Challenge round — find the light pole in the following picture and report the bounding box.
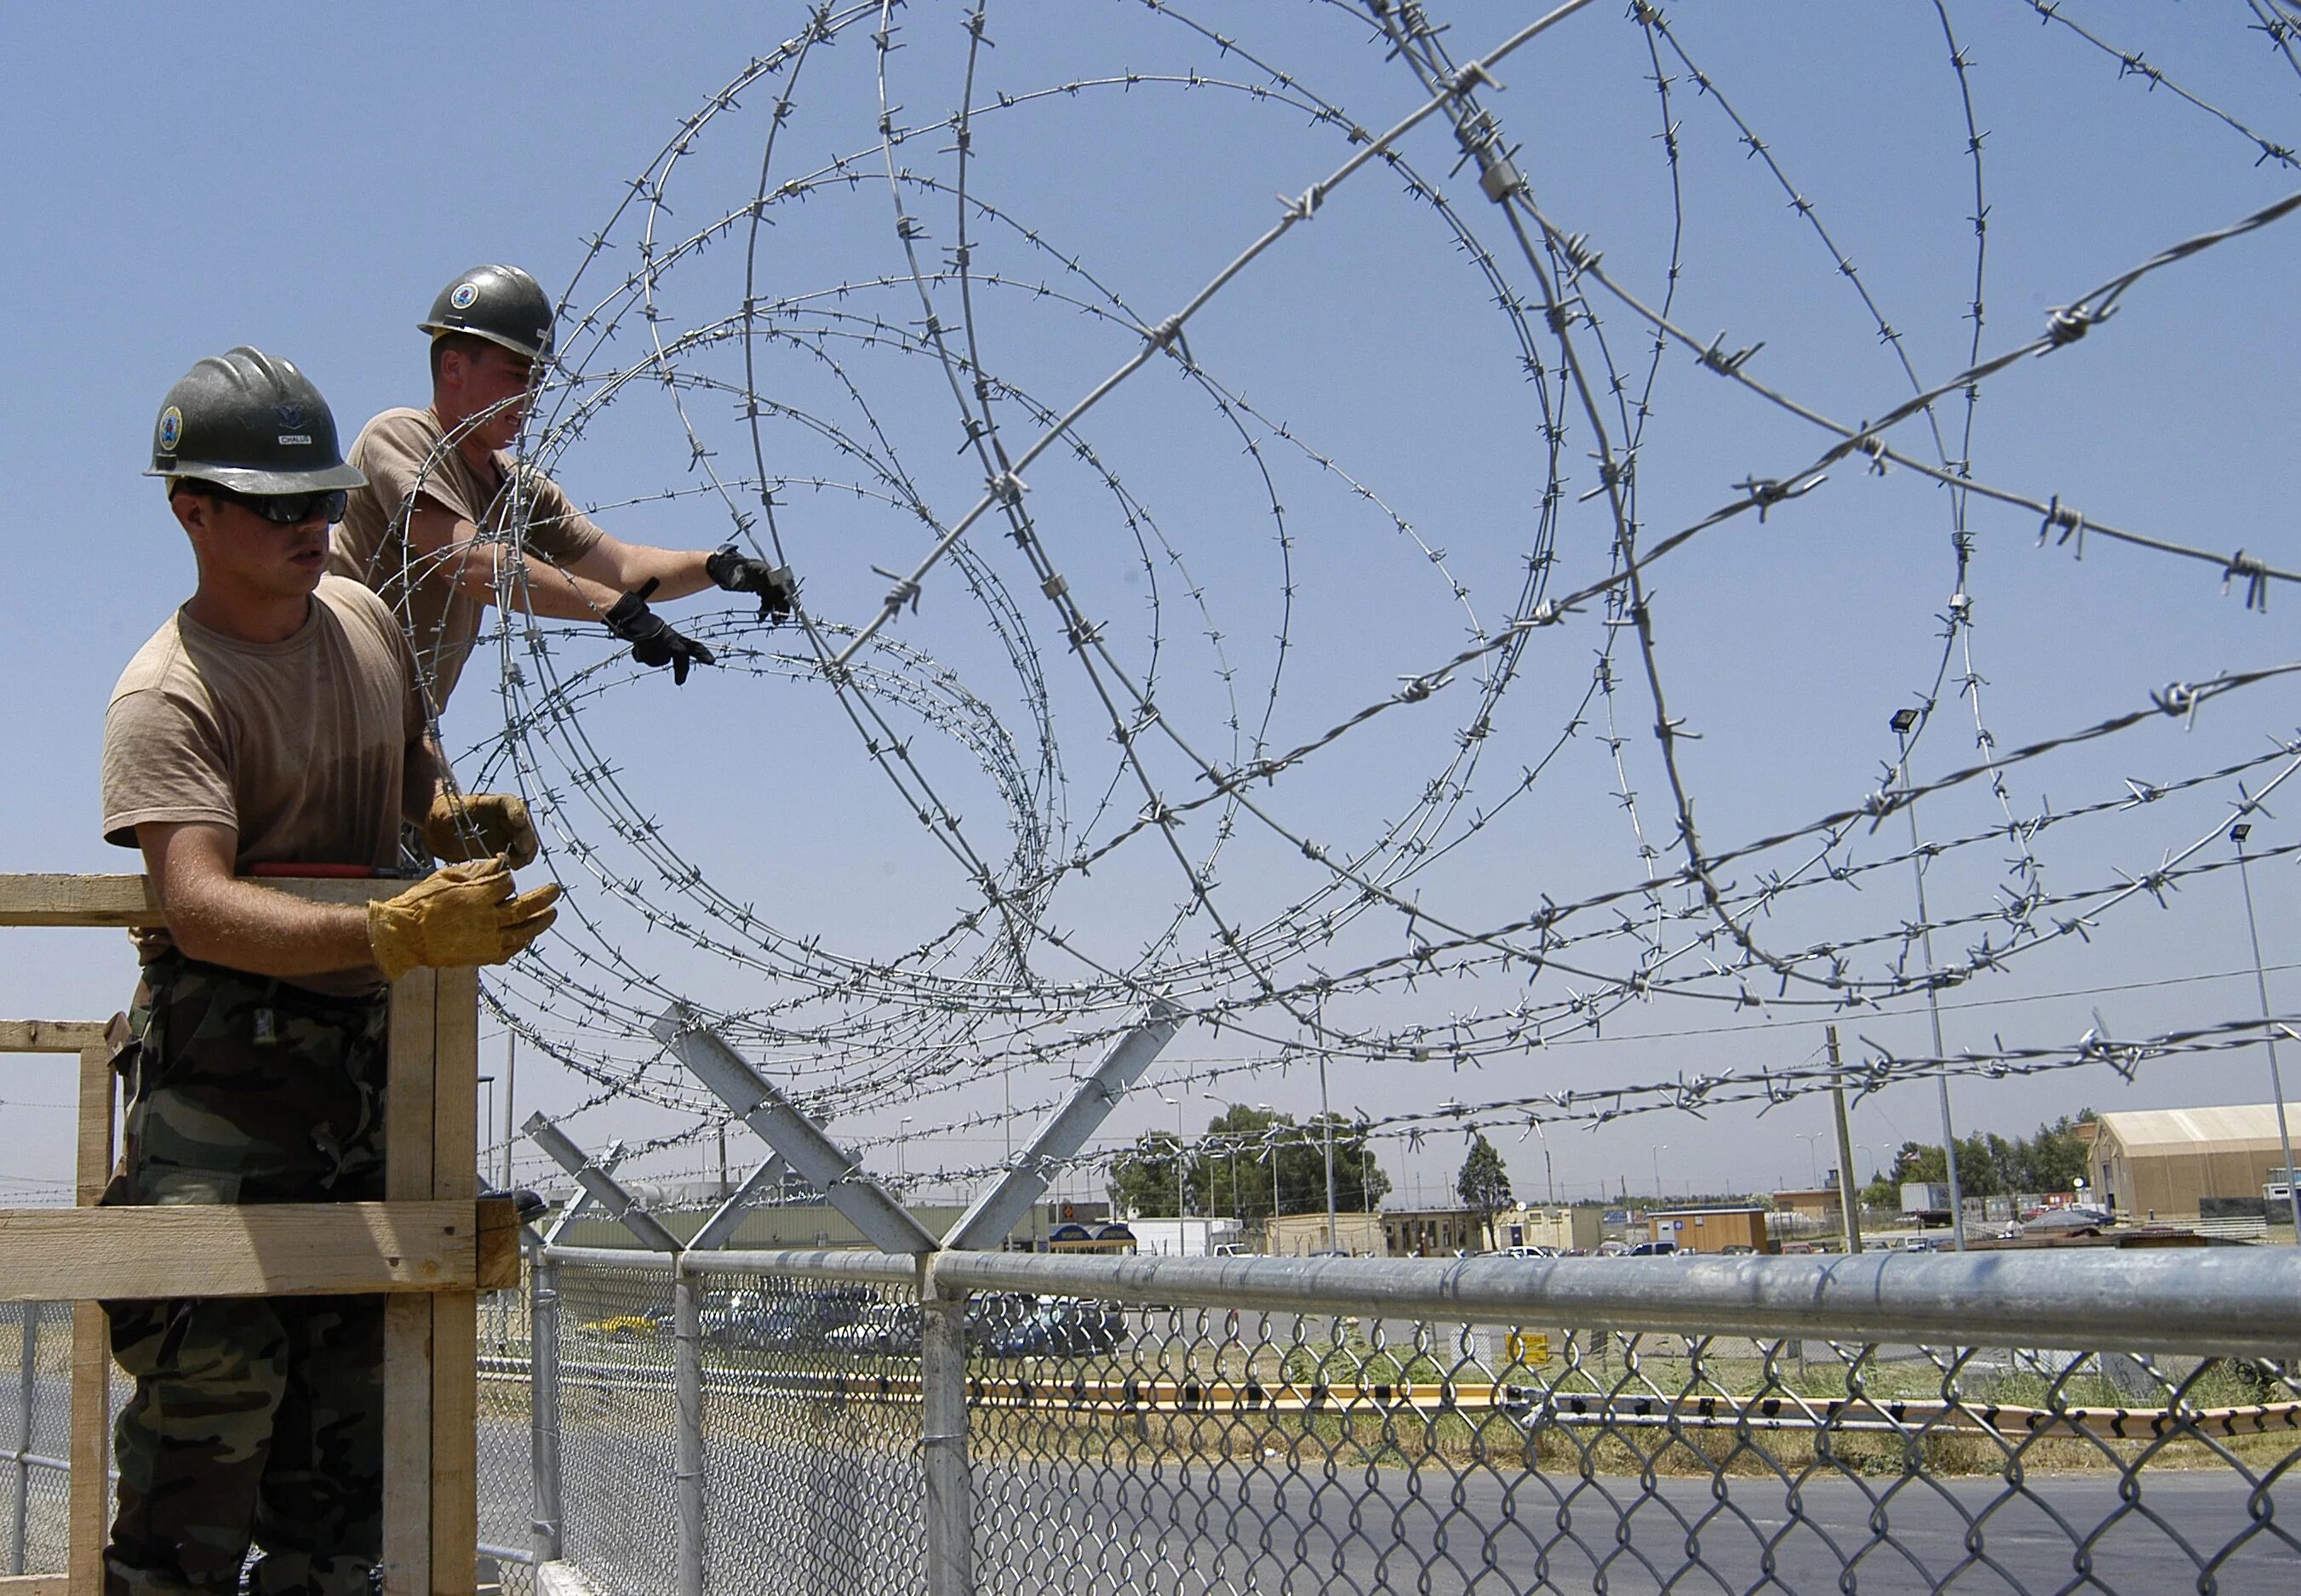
[1798,1131,1826,1188]
[1159,1095,1187,1221]
[1316,1053,1340,1254]
[477,1074,495,1187]
[2232,823,2301,1234]
[1536,1120,1554,1206]
[1893,706,1967,1250]
[1201,1094,1241,1221]
[897,1116,913,1204]
[1269,1126,1285,1228]
[1649,1144,1668,1202]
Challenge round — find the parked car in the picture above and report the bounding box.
[827,1301,924,1356]
[695,1289,770,1347]
[986,1297,1126,1358]
[963,1292,1039,1350]
[1625,1240,1678,1257]
[750,1287,876,1352]
[1502,1245,1558,1259]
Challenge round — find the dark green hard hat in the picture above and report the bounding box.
[418,263,556,362]
[146,346,366,494]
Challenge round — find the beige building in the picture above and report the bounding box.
[1646,1205,1770,1254]
[1493,1204,1606,1252]
[1766,1187,1840,1241]
[1265,1211,1386,1256]
[2091,1103,2301,1220]
[1381,1206,1482,1256]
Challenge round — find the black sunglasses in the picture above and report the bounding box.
[201,483,350,526]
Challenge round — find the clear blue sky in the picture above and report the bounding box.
[3,3,2297,1214]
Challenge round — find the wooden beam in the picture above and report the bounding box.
[0,1020,109,1053]
[0,872,402,930]
[70,1040,115,1596]
[0,1202,487,1302]
[0,1574,73,1595]
[477,1196,521,1292]
[430,968,480,1596]
[382,970,438,1596]
[0,874,161,928]
[75,1043,112,1211]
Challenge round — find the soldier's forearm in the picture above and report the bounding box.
[164,880,377,978]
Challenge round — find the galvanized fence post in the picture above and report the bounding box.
[919,1261,972,1596]
[673,1269,705,1596]
[8,1302,37,1576]
[529,1256,564,1566]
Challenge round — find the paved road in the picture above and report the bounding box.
[22,1351,2292,1595]
[481,1387,2299,1596]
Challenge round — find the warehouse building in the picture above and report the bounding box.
[2090,1103,2300,1221]
[1646,1205,1770,1253]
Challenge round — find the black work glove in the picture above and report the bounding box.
[705,545,798,621]
[604,579,714,685]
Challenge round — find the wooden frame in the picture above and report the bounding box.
[0,874,503,1596]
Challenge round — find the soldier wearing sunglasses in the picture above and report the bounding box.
[99,346,561,1596]
[329,263,798,706]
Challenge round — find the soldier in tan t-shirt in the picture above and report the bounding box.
[99,347,561,1596]
[329,262,798,712]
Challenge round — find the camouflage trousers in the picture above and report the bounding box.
[103,952,389,1596]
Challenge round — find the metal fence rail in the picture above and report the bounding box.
[12,1250,2297,1592]
[484,1246,2301,1596]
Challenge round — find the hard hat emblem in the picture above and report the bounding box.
[450,282,480,311]
[275,404,305,429]
[157,407,182,453]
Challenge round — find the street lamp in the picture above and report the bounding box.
[1315,1050,1340,1255]
[1202,1093,1240,1221]
[2232,822,2301,1233]
[1159,1095,1187,1221]
[1535,1120,1554,1206]
[1650,1144,1668,1201]
[897,1116,913,1204]
[1892,704,1967,1252]
[1798,1131,1826,1188]
[478,1074,495,1182]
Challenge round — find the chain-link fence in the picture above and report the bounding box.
[11,1252,2298,1593]
[472,1244,2301,1596]
[2,1303,73,1578]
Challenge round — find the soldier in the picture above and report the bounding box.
[329,262,796,711]
[101,346,560,1596]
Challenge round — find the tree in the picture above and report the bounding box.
[1192,1107,1391,1221]
[1457,1134,1513,1249]
[1108,1130,1194,1218]
[1860,1113,2098,1212]
[2013,1114,2092,1192]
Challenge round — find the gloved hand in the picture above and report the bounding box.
[604,579,713,685]
[705,545,798,621]
[367,857,561,981]
[424,791,539,869]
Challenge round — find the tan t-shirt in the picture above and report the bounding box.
[328,406,605,710]
[101,576,427,994]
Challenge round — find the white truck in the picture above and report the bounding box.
[1125,1217,1244,1258]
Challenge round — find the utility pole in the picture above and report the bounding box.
[1318,1052,1339,1253]
[2233,823,2301,1235]
[502,1030,516,1190]
[1893,706,1966,1251]
[1828,1026,1863,1255]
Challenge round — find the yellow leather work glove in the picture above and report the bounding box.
[425,791,539,869]
[368,858,561,981]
